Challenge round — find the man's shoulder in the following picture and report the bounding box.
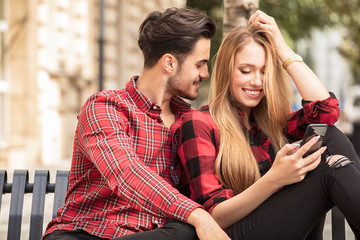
[85,89,133,107]
[77,89,137,125]
[84,77,138,106]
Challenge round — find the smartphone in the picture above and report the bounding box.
[300,123,328,157]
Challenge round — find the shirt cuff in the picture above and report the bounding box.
[166,197,202,223]
[301,92,339,125]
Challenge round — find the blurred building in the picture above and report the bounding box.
[0,0,185,168]
[296,29,359,154]
[294,29,353,110]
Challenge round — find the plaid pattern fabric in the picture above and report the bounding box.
[177,93,339,212]
[43,77,200,239]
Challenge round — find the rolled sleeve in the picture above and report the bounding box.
[301,92,340,125]
[287,92,340,140]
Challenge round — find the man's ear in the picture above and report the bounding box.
[161,53,177,73]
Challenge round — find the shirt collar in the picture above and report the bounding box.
[126,76,191,117]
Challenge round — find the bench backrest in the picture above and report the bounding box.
[0,170,69,240]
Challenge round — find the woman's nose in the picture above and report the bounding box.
[251,72,263,86]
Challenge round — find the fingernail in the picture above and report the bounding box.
[292,143,300,149]
[314,135,321,141]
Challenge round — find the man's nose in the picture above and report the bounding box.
[200,66,209,79]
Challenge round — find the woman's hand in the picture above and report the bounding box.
[248,10,293,60]
[248,10,330,100]
[268,136,327,188]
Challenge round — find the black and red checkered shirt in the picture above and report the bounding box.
[177,93,339,213]
[43,77,201,239]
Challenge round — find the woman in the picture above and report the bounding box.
[177,10,360,239]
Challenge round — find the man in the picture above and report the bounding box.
[42,7,229,240]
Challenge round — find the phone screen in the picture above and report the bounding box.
[300,124,328,156]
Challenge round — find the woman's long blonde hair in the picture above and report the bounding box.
[209,24,293,194]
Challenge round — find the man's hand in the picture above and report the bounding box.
[187,208,230,240]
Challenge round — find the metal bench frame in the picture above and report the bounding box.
[0,170,357,240]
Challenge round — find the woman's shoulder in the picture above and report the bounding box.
[182,105,212,121]
[181,105,218,130]
[180,105,219,141]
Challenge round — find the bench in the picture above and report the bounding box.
[0,170,357,240]
[0,170,69,240]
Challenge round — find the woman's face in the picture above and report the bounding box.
[231,40,265,115]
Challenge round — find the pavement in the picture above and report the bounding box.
[0,164,357,240]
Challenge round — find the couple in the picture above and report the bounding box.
[43,7,360,240]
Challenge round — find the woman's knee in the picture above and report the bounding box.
[324,126,350,146]
[323,126,358,160]
[326,154,353,169]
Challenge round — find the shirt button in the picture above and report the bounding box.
[152,106,157,110]
[170,166,175,170]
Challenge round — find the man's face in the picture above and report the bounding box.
[168,38,211,100]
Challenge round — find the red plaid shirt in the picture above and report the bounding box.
[43,77,201,239]
[177,93,339,212]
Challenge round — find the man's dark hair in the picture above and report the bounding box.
[138,7,216,68]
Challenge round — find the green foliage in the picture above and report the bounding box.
[260,1,329,40]
[261,0,360,82]
[324,0,360,80]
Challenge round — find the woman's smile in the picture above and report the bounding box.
[243,88,263,97]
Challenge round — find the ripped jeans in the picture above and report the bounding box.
[226,126,360,240]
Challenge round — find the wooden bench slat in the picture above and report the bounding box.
[8,170,28,240]
[29,170,49,240]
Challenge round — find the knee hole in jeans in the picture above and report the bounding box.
[326,154,353,169]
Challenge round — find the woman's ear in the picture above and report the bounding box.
[161,53,177,73]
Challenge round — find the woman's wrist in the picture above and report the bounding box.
[276,44,294,63]
[262,169,283,192]
[187,208,209,226]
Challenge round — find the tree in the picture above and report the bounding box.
[223,0,259,35]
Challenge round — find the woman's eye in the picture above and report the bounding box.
[241,70,251,74]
